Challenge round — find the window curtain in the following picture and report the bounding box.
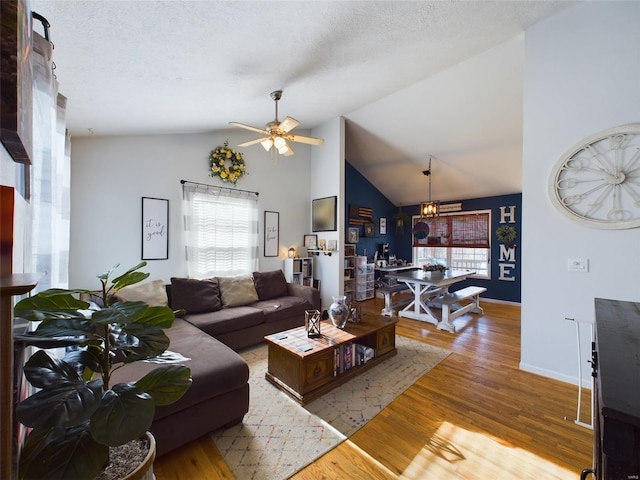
[30,31,70,291]
[412,212,490,248]
[182,183,259,278]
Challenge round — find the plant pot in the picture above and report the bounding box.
[121,432,156,480]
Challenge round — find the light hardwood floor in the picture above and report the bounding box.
[154,298,593,479]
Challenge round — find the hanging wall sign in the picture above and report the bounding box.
[497,205,517,282]
[264,211,279,257]
[141,197,169,260]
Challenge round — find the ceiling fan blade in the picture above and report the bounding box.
[238,137,269,147]
[287,134,324,146]
[283,142,295,156]
[229,122,269,135]
[279,116,300,133]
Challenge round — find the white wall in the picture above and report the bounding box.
[522,1,640,384]
[69,131,313,287]
[1,147,15,182]
[310,117,346,310]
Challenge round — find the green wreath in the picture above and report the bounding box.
[209,141,246,185]
[496,225,517,244]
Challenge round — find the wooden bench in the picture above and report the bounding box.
[433,286,487,333]
[378,283,411,316]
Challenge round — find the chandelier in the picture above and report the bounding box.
[420,156,439,218]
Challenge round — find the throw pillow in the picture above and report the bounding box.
[218,276,259,307]
[253,270,289,300]
[170,277,222,314]
[114,279,168,307]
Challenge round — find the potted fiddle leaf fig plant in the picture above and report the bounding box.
[13,262,192,480]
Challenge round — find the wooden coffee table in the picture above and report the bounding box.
[264,316,398,404]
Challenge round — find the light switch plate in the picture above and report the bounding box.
[568,257,589,272]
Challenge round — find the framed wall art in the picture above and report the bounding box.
[347,227,359,243]
[364,222,375,237]
[379,217,387,235]
[312,196,337,232]
[264,211,279,257]
[141,197,169,260]
[303,234,317,249]
[0,0,33,164]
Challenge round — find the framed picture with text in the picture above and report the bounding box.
[141,197,169,260]
[264,211,279,257]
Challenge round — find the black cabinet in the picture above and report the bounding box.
[582,299,640,480]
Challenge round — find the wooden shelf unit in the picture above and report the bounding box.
[343,244,356,303]
[1,273,42,480]
[283,257,314,286]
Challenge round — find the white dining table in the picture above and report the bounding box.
[386,269,476,332]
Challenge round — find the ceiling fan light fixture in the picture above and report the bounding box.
[274,136,287,149]
[261,138,274,151]
[277,144,291,156]
[229,90,324,160]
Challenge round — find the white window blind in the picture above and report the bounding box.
[182,182,259,278]
[31,31,70,292]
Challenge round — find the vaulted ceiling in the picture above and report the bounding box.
[30,0,578,205]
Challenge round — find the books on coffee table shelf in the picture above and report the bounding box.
[333,342,376,376]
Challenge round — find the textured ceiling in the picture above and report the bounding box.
[30,0,578,205]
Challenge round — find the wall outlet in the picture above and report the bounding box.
[568,257,589,272]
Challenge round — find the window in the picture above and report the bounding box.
[182,183,259,278]
[412,210,491,278]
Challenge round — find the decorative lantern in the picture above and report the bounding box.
[420,156,440,218]
[348,301,362,323]
[305,309,322,338]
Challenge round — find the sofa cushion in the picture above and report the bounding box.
[182,305,265,337]
[115,279,168,306]
[251,295,313,323]
[110,318,248,420]
[253,269,289,300]
[218,276,259,307]
[170,277,222,314]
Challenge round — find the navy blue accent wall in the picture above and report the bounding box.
[346,162,522,303]
[345,162,399,260]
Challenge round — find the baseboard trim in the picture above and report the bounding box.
[519,361,592,389]
[480,297,521,306]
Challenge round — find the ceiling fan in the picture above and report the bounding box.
[229,90,324,157]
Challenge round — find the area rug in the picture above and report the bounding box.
[211,335,450,480]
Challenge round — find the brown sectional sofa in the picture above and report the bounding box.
[111,269,320,456]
